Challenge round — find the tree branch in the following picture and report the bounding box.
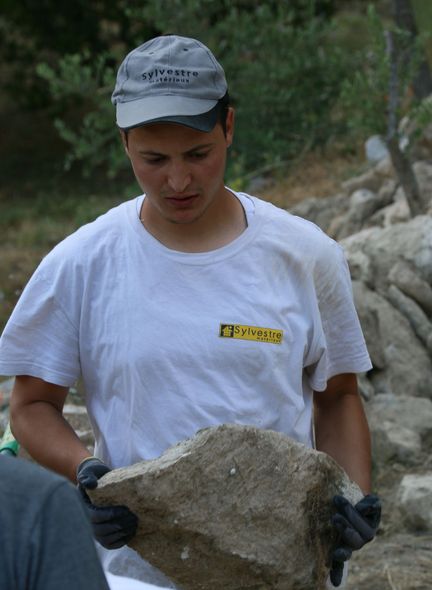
[385,28,424,216]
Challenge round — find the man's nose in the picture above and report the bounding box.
[166,161,192,193]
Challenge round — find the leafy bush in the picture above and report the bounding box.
[340,5,432,143]
[0,0,153,108]
[37,53,124,178]
[209,5,351,174]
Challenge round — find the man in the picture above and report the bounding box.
[0,35,380,587]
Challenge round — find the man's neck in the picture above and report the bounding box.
[140,189,247,253]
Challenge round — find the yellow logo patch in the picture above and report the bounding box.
[219,324,283,344]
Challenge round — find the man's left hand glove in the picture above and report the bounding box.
[329,494,381,587]
[77,457,139,550]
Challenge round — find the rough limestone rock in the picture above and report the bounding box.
[368,191,411,227]
[342,216,432,294]
[413,161,432,206]
[365,135,389,164]
[366,394,432,447]
[376,177,397,204]
[397,474,432,531]
[388,259,432,317]
[352,281,432,397]
[335,189,381,240]
[289,193,348,237]
[346,249,373,286]
[387,285,432,353]
[357,372,375,401]
[90,424,362,590]
[341,168,383,195]
[63,404,95,450]
[370,421,421,465]
[366,396,432,482]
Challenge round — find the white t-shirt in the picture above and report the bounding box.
[0,190,371,465]
[0,190,370,585]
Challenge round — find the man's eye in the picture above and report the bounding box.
[144,157,166,165]
[189,151,209,160]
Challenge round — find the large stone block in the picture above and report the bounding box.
[90,424,361,590]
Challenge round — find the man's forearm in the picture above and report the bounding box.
[314,374,372,494]
[10,377,92,482]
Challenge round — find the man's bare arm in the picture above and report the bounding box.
[314,373,372,494]
[10,375,92,482]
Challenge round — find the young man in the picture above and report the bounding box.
[0,35,380,588]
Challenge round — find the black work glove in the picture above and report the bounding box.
[329,494,381,587]
[77,457,139,550]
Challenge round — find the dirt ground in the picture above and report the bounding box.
[261,148,366,209]
[346,533,432,590]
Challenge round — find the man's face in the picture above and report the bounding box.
[122,110,234,230]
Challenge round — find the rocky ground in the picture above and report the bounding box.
[1,135,432,588]
[347,533,432,589]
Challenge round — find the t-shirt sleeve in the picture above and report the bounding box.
[305,238,372,391]
[31,480,110,590]
[0,261,81,386]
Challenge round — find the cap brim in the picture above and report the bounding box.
[131,107,220,132]
[116,95,219,131]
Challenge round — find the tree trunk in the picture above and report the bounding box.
[392,0,432,100]
[386,137,423,216]
[385,28,424,216]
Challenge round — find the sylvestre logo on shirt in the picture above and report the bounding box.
[219,324,284,344]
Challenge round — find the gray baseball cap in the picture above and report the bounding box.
[112,35,228,132]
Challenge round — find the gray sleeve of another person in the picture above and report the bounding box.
[30,479,110,590]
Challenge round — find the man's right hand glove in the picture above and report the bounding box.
[329,494,381,587]
[77,457,138,550]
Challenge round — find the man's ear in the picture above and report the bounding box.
[119,129,130,156]
[225,107,235,148]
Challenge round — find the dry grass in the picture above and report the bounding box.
[261,147,366,209]
[0,244,46,330]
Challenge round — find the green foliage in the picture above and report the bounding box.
[211,5,350,174]
[0,0,150,108]
[36,53,125,178]
[339,6,389,137]
[412,0,432,66]
[407,94,432,143]
[33,0,353,181]
[340,4,432,143]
